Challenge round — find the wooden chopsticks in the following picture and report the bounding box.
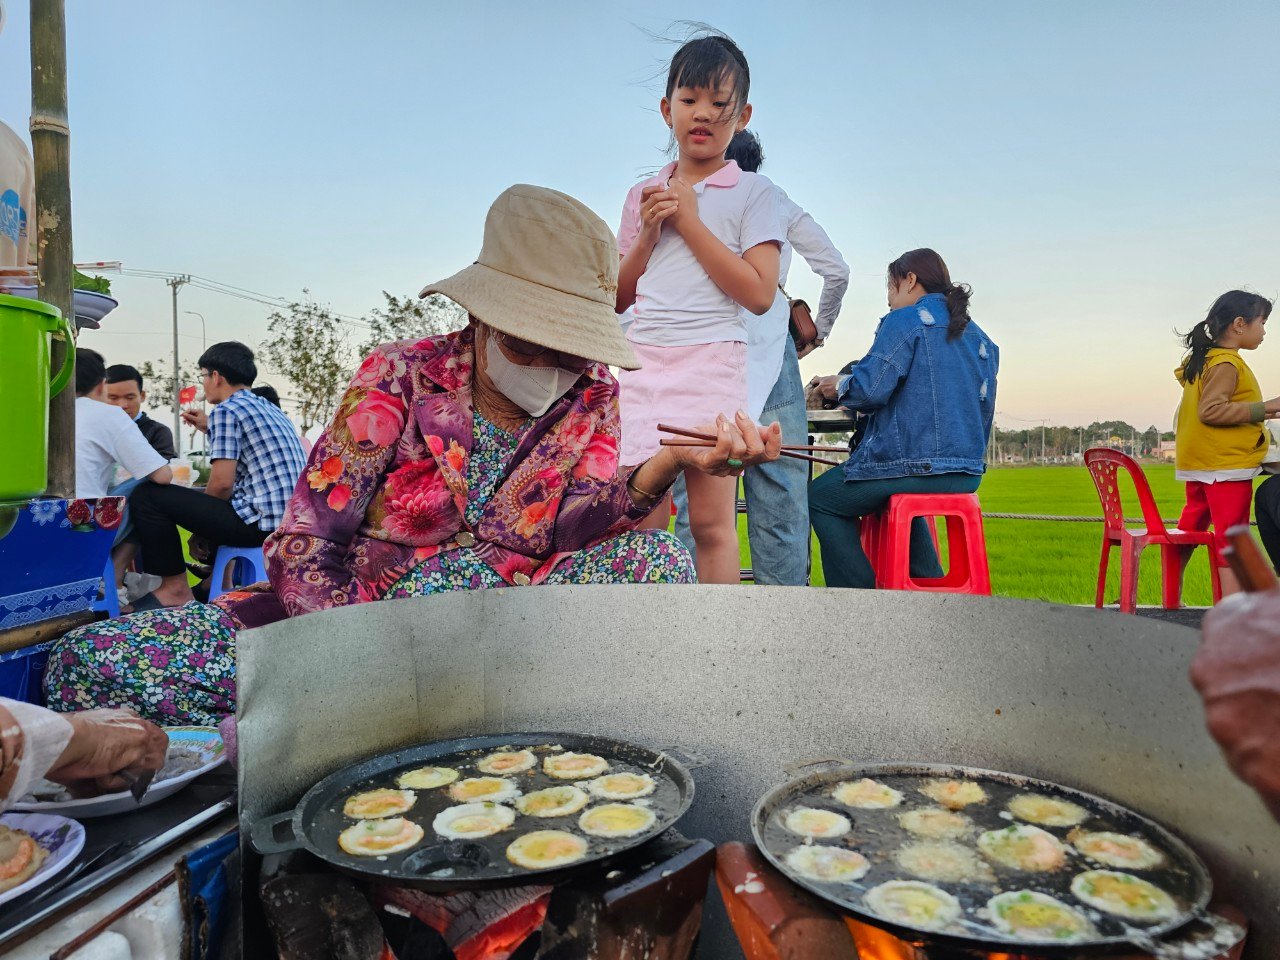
[1221,524,1279,593]
[657,423,845,467]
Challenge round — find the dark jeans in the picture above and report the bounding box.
[1255,474,1280,570]
[809,468,982,588]
[129,482,268,578]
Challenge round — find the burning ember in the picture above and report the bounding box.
[716,841,1247,960]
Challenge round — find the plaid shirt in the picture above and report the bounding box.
[207,390,307,531]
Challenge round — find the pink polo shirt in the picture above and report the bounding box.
[618,160,783,347]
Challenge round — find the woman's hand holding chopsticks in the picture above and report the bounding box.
[625,411,782,507]
[665,411,783,478]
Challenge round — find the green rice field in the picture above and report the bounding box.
[740,463,1239,605]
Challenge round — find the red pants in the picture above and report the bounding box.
[1179,480,1254,566]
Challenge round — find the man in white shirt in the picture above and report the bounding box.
[74,348,172,498]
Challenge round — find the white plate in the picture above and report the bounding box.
[0,813,85,907]
[9,726,225,819]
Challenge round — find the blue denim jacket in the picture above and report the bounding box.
[837,293,998,481]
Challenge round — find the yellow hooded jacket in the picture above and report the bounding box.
[1174,348,1266,472]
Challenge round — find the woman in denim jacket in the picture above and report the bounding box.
[808,249,998,588]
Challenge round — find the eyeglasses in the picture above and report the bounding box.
[493,332,592,371]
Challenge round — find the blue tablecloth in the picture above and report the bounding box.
[0,498,123,703]
[0,497,123,631]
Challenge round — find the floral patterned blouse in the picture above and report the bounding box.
[225,327,653,626]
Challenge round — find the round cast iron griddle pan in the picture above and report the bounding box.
[751,761,1212,956]
[251,732,694,890]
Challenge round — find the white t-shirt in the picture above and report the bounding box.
[75,397,166,498]
[617,160,783,347]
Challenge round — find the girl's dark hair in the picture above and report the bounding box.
[666,31,750,118]
[1179,290,1274,383]
[888,248,972,340]
[726,129,764,172]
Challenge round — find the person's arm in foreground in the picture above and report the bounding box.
[0,700,167,807]
[1192,589,1280,821]
[554,386,780,550]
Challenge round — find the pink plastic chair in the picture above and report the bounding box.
[1083,448,1222,613]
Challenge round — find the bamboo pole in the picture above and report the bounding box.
[30,0,76,499]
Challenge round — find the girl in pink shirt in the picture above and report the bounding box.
[615,32,784,584]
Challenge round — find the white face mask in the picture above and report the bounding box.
[484,335,581,417]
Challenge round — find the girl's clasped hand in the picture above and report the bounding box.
[639,183,679,239]
[638,176,699,242]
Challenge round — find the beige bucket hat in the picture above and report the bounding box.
[419,184,639,370]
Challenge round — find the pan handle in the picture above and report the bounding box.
[783,757,852,779]
[656,745,707,771]
[250,810,303,856]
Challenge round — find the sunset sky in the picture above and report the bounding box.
[2,1,1277,432]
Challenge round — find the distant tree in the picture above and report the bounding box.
[358,292,467,357]
[136,359,202,414]
[260,292,352,431]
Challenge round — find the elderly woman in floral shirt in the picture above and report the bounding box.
[45,185,781,725]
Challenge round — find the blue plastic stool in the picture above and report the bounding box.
[208,545,267,602]
[89,557,120,618]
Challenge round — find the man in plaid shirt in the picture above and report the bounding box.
[127,342,306,610]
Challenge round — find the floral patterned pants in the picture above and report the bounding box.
[44,531,694,726]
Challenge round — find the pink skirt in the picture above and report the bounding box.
[618,339,748,465]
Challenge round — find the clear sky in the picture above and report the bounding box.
[2,1,1277,431]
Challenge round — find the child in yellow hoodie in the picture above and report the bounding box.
[1175,290,1277,595]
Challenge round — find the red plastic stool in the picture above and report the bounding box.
[865,493,991,594]
[859,510,938,572]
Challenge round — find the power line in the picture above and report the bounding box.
[120,268,377,328]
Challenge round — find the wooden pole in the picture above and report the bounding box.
[30,0,76,499]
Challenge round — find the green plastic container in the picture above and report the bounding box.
[0,292,75,502]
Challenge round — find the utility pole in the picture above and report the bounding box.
[168,275,190,441]
[30,0,76,499]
